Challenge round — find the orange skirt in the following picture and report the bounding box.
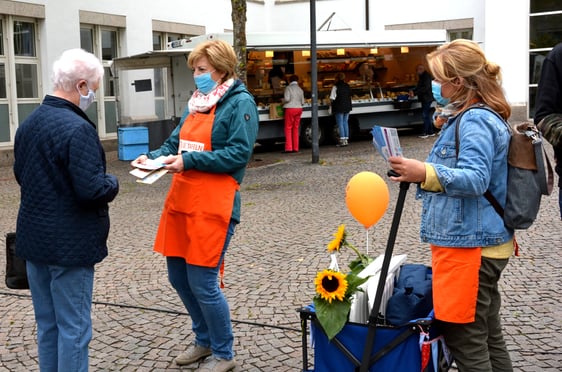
[431,245,481,323]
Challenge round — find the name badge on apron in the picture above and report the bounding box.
[179,139,205,153]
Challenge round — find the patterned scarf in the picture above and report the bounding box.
[188,78,234,113]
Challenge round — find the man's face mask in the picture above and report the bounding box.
[77,84,95,111]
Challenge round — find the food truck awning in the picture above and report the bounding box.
[112,29,447,71]
[111,49,193,71]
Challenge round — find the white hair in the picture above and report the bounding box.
[52,48,104,92]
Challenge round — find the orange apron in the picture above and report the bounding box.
[153,106,239,268]
[431,245,481,323]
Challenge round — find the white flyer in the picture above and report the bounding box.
[129,156,169,184]
[371,126,403,161]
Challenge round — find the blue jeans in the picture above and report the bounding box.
[421,101,434,135]
[167,220,236,360]
[26,261,94,372]
[335,112,350,138]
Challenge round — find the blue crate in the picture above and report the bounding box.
[119,143,149,161]
[118,127,149,145]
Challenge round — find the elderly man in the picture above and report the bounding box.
[13,48,119,372]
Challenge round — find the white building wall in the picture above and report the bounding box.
[483,0,529,117]
[25,0,233,94]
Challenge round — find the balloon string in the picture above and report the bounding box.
[366,229,369,256]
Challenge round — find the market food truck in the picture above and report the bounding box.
[111,30,446,148]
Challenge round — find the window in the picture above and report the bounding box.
[528,1,562,117]
[13,21,35,57]
[0,63,6,99]
[80,27,94,53]
[0,19,5,99]
[0,19,3,55]
[80,24,121,135]
[0,16,41,144]
[101,29,117,60]
[448,29,473,41]
[531,0,561,13]
[15,63,38,98]
[153,32,163,51]
[530,13,562,49]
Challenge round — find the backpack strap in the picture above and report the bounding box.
[524,125,554,196]
[454,104,509,216]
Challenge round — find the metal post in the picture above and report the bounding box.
[310,0,319,163]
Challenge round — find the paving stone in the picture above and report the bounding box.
[1,134,561,371]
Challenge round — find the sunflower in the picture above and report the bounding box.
[327,224,346,252]
[314,269,348,303]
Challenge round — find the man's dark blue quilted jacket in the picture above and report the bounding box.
[13,95,119,266]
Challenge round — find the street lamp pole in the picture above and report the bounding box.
[310,0,319,163]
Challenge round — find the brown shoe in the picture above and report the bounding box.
[174,344,212,366]
[196,357,238,372]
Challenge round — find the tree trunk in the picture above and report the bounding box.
[231,0,248,83]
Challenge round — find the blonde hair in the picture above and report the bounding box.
[188,39,238,82]
[427,39,511,120]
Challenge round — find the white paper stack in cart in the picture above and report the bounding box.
[349,254,407,324]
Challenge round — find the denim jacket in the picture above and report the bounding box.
[417,107,514,247]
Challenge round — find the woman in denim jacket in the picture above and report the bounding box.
[389,39,514,372]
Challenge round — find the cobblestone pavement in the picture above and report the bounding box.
[1,133,561,371]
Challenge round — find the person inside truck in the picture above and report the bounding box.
[330,72,353,147]
[131,39,258,372]
[268,65,287,98]
[282,74,305,153]
[410,63,435,138]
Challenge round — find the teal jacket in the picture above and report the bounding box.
[147,80,258,222]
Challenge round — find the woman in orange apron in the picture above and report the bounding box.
[131,40,258,372]
[388,40,515,371]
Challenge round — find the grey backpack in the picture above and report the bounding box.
[455,105,554,230]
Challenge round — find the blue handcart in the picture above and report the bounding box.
[299,179,452,371]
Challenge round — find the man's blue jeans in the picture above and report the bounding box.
[421,101,434,135]
[167,220,236,360]
[26,261,94,372]
[335,112,350,139]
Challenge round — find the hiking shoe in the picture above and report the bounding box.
[174,345,212,366]
[196,357,238,372]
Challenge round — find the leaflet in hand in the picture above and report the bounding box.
[134,158,166,170]
[371,126,403,161]
[129,156,169,184]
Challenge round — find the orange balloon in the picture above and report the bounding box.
[345,172,390,229]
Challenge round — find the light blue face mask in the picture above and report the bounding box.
[77,84,95,111]
[194,71,218,95]
[431,80,450,106]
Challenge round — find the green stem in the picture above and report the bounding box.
[346,242,363,259]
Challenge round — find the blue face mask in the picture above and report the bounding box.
[431,80,450,106]
[194,71,218,95]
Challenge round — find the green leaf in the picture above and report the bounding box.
[346,274,370,292]
[313,297,351,340]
